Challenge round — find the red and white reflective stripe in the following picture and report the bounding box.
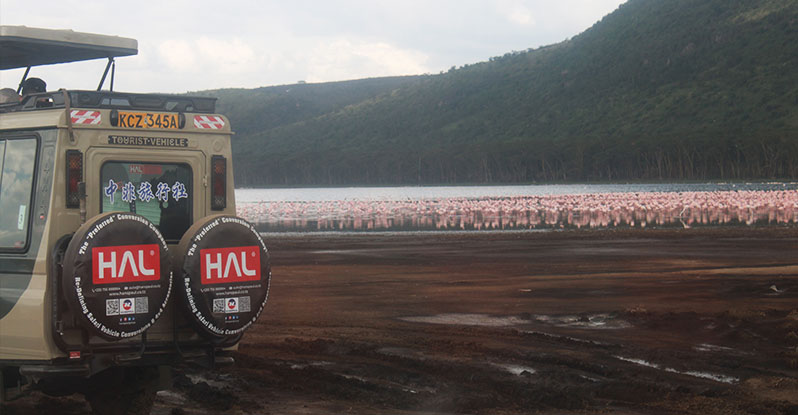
[70,110,102,125]
[193,115,226,130]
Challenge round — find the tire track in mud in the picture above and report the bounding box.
[219,307,797,414]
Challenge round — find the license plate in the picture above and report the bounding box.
[118,111,179,129]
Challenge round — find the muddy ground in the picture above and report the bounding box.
[6,227,798,414]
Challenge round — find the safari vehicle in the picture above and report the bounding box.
[0,26,271,414]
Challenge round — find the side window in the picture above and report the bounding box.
[100,162,192,241]
[0,138,37,250]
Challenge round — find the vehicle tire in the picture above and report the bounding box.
[173,215,271,339]
[61,212,173,341]
[85,366,158,415]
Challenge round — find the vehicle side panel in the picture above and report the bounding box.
[0,129,57,360]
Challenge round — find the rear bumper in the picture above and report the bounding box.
[19,363,90,378]
[18,348,235,380]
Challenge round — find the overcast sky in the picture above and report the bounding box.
[0,0,625,93]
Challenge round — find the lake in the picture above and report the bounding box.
[235,183,798,232]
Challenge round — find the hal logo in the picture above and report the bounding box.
[92,244,160,285]
[120,298,136,315]
[200,246,260,285]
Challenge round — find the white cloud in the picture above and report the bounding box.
[306,38,430,83]
[158,40,198,72]
[507,7,536,26]
[158,37,259,75]
[196,37,260,74]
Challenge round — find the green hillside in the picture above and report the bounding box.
[207,0,798,186]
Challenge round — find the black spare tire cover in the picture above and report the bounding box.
[174,215,271,338]
[62,212,172,341]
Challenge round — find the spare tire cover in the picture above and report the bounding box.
[174,215,271,338]
[62,212,172,341]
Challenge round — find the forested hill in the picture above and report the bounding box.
[201,0,798,187]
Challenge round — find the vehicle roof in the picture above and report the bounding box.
[0,26,137,70]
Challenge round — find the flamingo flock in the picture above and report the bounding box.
[236,190,798,231]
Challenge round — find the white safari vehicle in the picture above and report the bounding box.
[0,26,271,414]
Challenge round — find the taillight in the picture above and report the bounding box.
[66,150,83,208]
[211,155,226,210]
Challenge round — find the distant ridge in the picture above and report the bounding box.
[201,0,798,186]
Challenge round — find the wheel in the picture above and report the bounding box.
[61,212,172,341]
[85,366,158,415]
[173,215,271,339]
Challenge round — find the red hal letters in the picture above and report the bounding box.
[200,246,260,284]
[92,244,161,284]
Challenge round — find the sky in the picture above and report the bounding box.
[0,0,626,93]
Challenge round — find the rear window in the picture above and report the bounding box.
[100,162,192,241]
[0,138,37,250]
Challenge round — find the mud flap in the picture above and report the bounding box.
[61,212,172,341]
[173,215,271,338]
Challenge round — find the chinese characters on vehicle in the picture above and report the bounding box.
[104,179,188,204]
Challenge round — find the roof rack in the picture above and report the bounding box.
[68,90,216,113]
[0,90,217,114]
